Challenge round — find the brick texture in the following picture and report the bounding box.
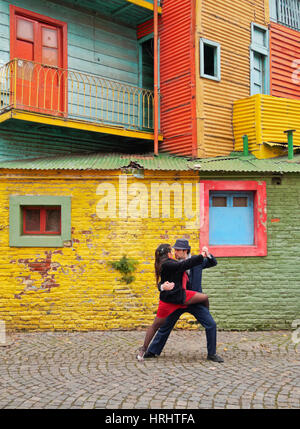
[0,170,299,331]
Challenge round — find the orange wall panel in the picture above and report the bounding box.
[197,0,268,158]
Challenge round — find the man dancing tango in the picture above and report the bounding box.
[144,238,224,363]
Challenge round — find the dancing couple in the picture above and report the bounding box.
[136,239,223,363]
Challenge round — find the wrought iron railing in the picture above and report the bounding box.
[270,0,300,31]
[0,58,155,131]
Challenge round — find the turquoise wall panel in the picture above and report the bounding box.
[0,119,152,161]
[0,0,148,160]
[0,0,139,84]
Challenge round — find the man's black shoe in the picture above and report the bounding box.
[143,351,157,359]
[207,354,224,363]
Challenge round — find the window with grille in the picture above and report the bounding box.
[270,0,300,31]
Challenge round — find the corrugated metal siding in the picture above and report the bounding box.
[192,153,300,173]
[270,22,300,99]
[0,152,192,171]
[137,18,154,39]
[233,95,259,152]
[198,0,267,158]
[233,93,300,159]
[159,0,196,157]
[47,0,154,26]
[1,151,300,173]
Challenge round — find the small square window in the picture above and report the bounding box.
[17,18,34,42]
[209,192,254,246]
[22,206,61,235]
[200,181,267,257]
[233,196,248,207]
[10,196,71,247]
[212,196,227,207]
[200,38,221,81]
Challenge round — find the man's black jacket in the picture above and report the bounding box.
[159,255,204,304]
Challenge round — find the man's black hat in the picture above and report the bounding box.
[173,239,191,252]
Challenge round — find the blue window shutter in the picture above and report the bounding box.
[209,192,254,245]
[269,0,278,21]
[252,51,263,94]
[250,23,270,95]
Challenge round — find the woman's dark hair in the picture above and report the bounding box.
[155,243,172,285]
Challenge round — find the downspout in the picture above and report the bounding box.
[284,129,295,160]
[154,0,159,155]
[243,135,249,156]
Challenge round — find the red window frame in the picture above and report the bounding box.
[199,180,267,257]
[22,206,61,235]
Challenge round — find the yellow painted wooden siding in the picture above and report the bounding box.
[0,170,201,331]
[196,0,269,158]
[233,94,300,159]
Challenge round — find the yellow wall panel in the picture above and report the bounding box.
[233,94,300,158]
[0,170,203,331]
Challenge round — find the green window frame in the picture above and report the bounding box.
[9,195,71,247]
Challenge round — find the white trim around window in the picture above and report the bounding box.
[199,38,221,82]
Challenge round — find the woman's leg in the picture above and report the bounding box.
[137,317,167,360]
[185,292,209,309]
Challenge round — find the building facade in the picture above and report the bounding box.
[0,0,299,331]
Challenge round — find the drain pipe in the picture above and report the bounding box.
[284,129,295,160]
[242,135,249,156]
[154,0,159,156]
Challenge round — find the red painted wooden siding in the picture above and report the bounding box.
[159,0,196,156]
[270,22,300,100]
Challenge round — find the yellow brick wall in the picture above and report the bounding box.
[0,169,202,331]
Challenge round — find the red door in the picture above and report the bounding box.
[10,7,67,116]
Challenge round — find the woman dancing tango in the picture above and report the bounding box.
[136,243,209,361]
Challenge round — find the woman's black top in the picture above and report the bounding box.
[159,255,204,304]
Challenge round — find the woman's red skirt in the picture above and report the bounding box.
[156,290,196,318]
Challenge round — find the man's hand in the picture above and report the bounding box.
[201,246,211,258]
[161,281,175,291]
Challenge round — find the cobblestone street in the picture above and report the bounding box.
[0,330,299,409]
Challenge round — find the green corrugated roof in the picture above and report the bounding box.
[0,152,192,171]
[0,151,300,173]
[191,152,300,173]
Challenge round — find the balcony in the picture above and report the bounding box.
[49,0,162,27]
[270,0,300,31]
[233,94,300,159]
[0,58,161,143]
